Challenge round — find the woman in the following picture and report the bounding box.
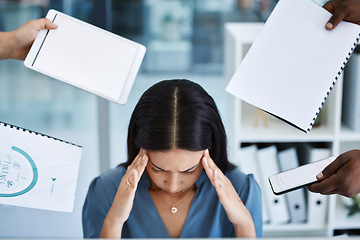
[82,79,262,238]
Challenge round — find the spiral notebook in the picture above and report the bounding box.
[0,121,82,212]
[226,0,360,133]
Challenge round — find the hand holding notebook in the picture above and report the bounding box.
[323,0,360,30]
[226,0,360,133]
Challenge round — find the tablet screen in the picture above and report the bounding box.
[28,11,144,102]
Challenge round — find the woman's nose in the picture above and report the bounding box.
[166,173,181,193]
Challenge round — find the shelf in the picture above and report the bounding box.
[238,104,334,143]
[264,223,326,232]
[264,222,328,237]
[339,125,360,141]
[333,196,360,230]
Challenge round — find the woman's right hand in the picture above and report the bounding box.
[100,150,148,238]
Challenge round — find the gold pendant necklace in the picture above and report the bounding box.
[170,206,178,214]
[161,186,194,214]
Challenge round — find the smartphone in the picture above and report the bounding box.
[268,156,336,195]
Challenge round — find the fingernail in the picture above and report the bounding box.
[142,154,147,160]
[316,172,323,180]
[325,22,333,30]
[205,149,209,154]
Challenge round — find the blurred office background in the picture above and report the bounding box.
[0,0,325,237]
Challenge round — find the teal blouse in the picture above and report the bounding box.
[82,166,263,238]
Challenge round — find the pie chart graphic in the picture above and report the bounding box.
[0,146,38,197]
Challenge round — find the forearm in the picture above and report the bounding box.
[0,31,14,60]
[100,216,124,239]
[234,220,256,238]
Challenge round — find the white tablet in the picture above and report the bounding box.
[24,9,146,105]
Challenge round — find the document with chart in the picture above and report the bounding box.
[0,122,82,212]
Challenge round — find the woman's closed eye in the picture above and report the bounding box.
[180,164,199,175]
[151,167,165,173]
[182,169,196,175]
[149,158,199,175]
[150,167,197,175]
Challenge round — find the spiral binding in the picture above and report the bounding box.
[0,121,82,148]
[307,33,360,133]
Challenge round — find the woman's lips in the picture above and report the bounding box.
[165,190,184,197]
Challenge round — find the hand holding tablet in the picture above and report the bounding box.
[24,9,146,105]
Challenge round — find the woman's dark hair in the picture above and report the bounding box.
[123,79,235,172]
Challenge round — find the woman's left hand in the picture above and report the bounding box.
[202,149,256,238]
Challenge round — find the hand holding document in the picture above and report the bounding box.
[226,0,360,133]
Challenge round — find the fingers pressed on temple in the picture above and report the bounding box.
[124,151,148,188]
[134,153,148,181]
[132,150,145,168]
[213,168,229,190]
[204,150,217,169]
[127,169,139,189]
[202,157,214,180]
[137,153,148,176]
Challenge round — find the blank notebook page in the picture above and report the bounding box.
[33,13,138,100]
[226,0,360,132]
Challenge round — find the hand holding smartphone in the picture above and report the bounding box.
[269,156,336,195]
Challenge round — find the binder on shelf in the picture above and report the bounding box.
[342,46,360,131]
[256,145,290,224]
[0,121,82,212]
[277,145,307,223]
[297,143,331,226]
[226,0,360,133]
[238,145,270,223]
